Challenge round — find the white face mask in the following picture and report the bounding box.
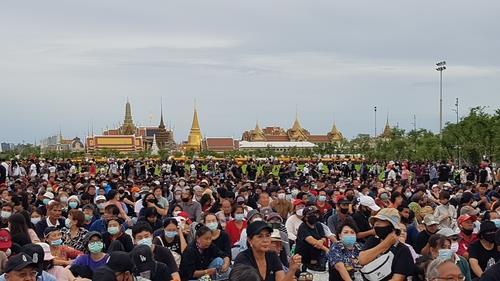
[277,193,286,200]
[296,208,304,216]
[450,242,459,254]
[31,217,41,225]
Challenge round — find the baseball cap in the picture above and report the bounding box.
[43,227,60,238]
[423,214,440,226]
[270,229,285,243]
[292,199,305,208]
[246,210,262,221]
[0,229,12,250]
[437,227,460,238]
[369,208,401,230]
[20,243,44,265]
[130,245,155,274]
[265,212,283,223]
[140,186,150,194]
[106,251,135,273]
[358,196,381,212]
[478,221,497,236]
[457,214,477,225]
[246,221,273,239]
[95,195,106,202]
[302,206,319,217]
[460,206,479,216]
[4,253,36,273]
[43,192,54,199]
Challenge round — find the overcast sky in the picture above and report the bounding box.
[1,1,499,144]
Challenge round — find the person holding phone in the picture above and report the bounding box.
[358,208,415,281]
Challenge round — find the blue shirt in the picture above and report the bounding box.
[0,271,56,281]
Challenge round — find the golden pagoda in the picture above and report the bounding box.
[327,121,344,144]
[185,105,202,152]
[380,116,393,139]
[119,99,136,135]
[250,121,266,141]
[287,114,308,141]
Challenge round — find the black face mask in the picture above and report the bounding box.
[270,223,281,229]
[400,216,409,225]
[340,208,349,215]
[461,228,473,236]
[483,232,496,243]
[363,208,372,217]
[346,195,354,201]
[374,225,394,240]
[181,197,190,203]
[306,215,318,225]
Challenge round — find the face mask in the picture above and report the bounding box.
[438,249,453,260]
[380,194,389,201]
[88,241,104,253]
[207,222,218,231]
[164,230,177,238]
[296,208,304,216]
[108,226,120,235]
[306,215,318,225]
[285,194,292,201]
[0,211,11,219]
[270,223,281,229]
[60,197,68,203]
[138,237,153,247]
[277,193,286,200]
[341,235,356,247]
[374,225,394,240]
[461,228,473,236]
[97,203,105,209]
[65,218,72,228]
[346,195,354,201]
[450,242,459,254]
[5,248,11,257]
[181,197,190,203]
[492,219,500,228]
[31,217,41,225]
[50,239,63,247]
[291,189,299,197]
[340,208,349,215]
[173,211,181,217]
[405,192,412,198]
[68,202,78,209]
[179,182,186,187]
[43,198,50,205]
[85,214,93,222]
[318,195,326,202]
[175,195,181,201]
[234,214,245,221]
[482,232,496,243]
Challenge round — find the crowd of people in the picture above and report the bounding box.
[0,157,498,281]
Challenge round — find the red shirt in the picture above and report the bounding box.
[457,231,478,258]
[225,220,247,246]
[316,202,332,216]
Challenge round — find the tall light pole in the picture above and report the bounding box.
[452,97,460,166]
[374,106,377,138]
[436,61,446,138]
[454,97,459,124]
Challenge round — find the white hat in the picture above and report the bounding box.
[95,195,106,203]
[36,243,55,261]
[358,195,381,212]
[437,227,460,238]
[270,229,286,243]
[43,192,54,199]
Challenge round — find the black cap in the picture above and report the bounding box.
[479,221,497,235]
[4,253,36,273]
[43,226,59,238]
[246,221,273,239]
[93,266,118,281]
[84,231,102,242]
[20,244,44,265]
[302,205,319,217]
[130,245,155,273]
[106,251,134,273]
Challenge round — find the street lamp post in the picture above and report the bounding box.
[374,106,377,138]
[436,61,446,138]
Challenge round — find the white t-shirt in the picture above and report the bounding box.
[285,214,303,241]
[30,164,37,177]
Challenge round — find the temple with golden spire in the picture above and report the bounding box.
[119,99,136,135]
[241,113,344,145]
[379,115,393,139]
[184,104,202,152]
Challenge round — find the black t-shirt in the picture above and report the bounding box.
[135,261,173,281]
[213,231,232,259]
[179,242,229,280]
[352,212,372,243]
[153,234,182,255]
[468,240,500,278]
[414,230,431,254]
[480,261,500,281]
[234,249,283,281]
[153,245,179,274]
[438,164,451,182]
[363,237,415,281]
[296,222,325,264]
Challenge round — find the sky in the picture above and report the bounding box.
[1,0,500,144]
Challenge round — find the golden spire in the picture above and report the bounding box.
[380,114,393,138]
[328,120,344,141]
[186,103,202,151]
[159,98,165,129]
[120,99,136,135]
[252,120,266,141]
[288,110,308,141]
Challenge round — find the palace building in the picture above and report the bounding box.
[241,115,345,145]
[86,100,175,153]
